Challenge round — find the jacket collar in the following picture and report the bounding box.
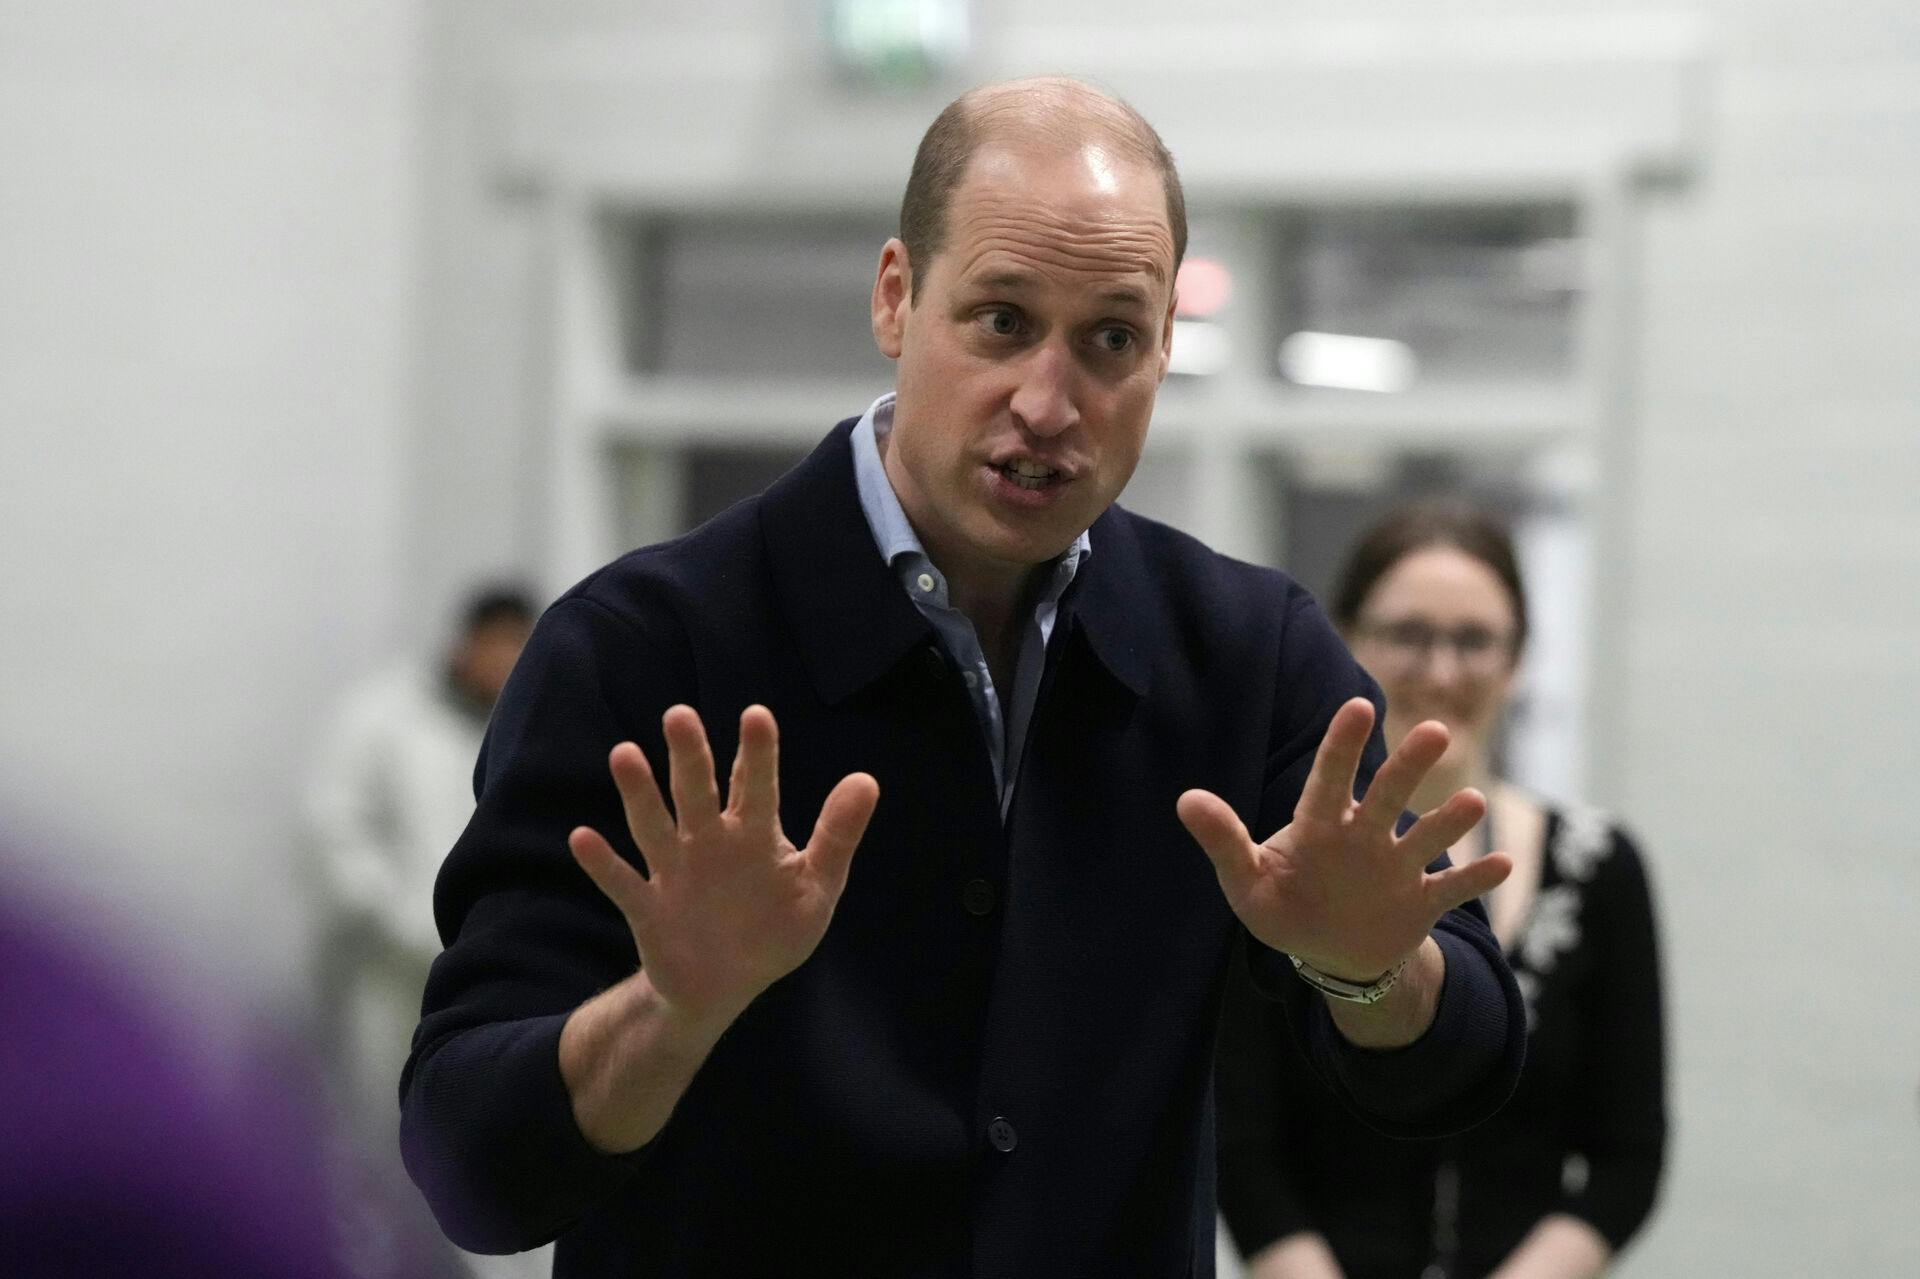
[759,419,1153,706]
[1057,503,1153,700]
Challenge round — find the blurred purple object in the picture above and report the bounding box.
[0,885,345,1278]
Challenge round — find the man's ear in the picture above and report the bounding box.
[871,238,912,360]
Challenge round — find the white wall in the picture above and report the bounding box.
[1619,18,1920,1273]
[0,2,426,1001]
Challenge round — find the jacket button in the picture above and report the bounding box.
[962,878,996,916]
[987,1116,1017,1153]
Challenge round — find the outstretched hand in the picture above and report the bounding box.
[1178,697,1510,983]
[567,704,880,1027]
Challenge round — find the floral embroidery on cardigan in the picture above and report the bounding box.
[1512,805,1615,1028]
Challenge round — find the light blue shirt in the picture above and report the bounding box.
[850,392,1090,817]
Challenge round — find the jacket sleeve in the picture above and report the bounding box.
[1247,590,1526,1140]
[1215,937,1323,1258]
[1557,827,1668,1248]
[398,592,690,1254]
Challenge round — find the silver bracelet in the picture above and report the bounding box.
[1288,953,1409,1004]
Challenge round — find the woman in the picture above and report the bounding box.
[1217,502,1668,1279]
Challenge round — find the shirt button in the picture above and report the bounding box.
[962,878,996,916]
[987,1116,1017,1153]
[961,669,979,689]
[916,572,936,593]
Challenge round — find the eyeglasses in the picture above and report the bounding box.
[1353,618,1517,677]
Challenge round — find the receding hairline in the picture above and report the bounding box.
[960,76,1151,135]
[898,76,1187,297]
[950,77,1169,187]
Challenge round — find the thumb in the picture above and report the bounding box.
[803,772,880,894]
[1177,789,1259,885]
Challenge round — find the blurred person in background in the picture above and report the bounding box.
[308,583,535,1128]
[305,583,542,1279]
[1217,501,1668,1279]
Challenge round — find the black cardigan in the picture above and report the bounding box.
[1218,807,1667,1278]
[400,420,1525,1277]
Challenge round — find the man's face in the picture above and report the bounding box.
[452,617,532,708]
[870,142,1177,584]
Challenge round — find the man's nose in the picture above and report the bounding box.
[1008,342,1081,438]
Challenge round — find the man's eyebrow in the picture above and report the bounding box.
[967,269,1042,294]
[964,271,1159,310]
[1093,284,1155,309]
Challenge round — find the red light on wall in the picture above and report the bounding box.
[1174,257,1232,318]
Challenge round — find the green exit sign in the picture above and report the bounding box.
[825,0,972,87]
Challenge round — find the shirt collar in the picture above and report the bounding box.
[758,418,1150,706]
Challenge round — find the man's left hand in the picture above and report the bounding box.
[1178,697,1511,986]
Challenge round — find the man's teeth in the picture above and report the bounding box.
[1000,460,1057,490]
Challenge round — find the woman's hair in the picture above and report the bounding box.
[1329,500,1530,653]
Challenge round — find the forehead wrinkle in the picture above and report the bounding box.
[958,188,1171,246]
[958,241,1170,291]
[970,269,1155,309]
[949,209,1173,287]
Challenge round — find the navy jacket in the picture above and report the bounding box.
[400,421,1525,1277]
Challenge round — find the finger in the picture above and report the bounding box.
[1424,850,1514,915]
[608,742,678,857]
[802,772,880,894]
[1355,720,1450,833]
[568,825,651,924]
[1396,787,1488,865]
[1295,698,1376,822]
[661,705,721,830]
[1176,788,1260,886]
[726,705,781,829]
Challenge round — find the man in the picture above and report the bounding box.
[401,79,1524,1277]
[311,585,537,1121]
[308,586,544,1279]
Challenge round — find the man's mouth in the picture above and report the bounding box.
[995,459,1064,491]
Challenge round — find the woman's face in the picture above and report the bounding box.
[1346,544,1521,772]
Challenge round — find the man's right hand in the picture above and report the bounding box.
[558,704,879,1153]
[1246,1232,1347,1279]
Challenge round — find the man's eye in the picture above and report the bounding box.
[1096,327,1135,353]
[981,309,1021,336]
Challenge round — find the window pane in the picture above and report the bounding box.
[1275,205,1583,389]
[614,212,898,383]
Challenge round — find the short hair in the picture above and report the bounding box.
[1329,502,1531,653]
[459,584,536,637]
[899,78,1188,299]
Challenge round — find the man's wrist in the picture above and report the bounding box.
[1288,952,1408,1004]
[1322,936,1445,1049]
[559,971,735,1155]
[591,970,738,1060]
